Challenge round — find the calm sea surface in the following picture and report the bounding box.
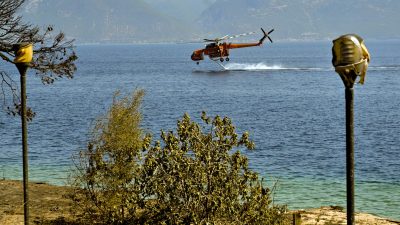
[1,41,399,219]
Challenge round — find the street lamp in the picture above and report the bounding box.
[13,42,33,225]
[332,34,370,225]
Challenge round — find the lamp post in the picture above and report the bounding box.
[332,34,370,225]
[13,42,33,225]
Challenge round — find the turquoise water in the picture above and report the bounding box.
[1,41,399,220]
[275,177,399,219]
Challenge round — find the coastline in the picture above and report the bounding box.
[1,179,399,225]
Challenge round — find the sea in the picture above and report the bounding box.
[1,40,399,220]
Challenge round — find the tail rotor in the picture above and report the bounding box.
[260,28,274,44]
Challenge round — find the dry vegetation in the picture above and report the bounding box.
[1,180,399,225]
[0,180,73,225]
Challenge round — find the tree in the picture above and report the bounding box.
[0,0,77,119]
[71,90,288,225]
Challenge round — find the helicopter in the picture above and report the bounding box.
[191,28,274,65]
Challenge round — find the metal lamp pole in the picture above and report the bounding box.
[332,34,370,225]
[13,42,33,225]
[345,80,355,225]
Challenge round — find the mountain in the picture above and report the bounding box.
[22,0,197,43]
[197,0,400,40]
[144,0,217,22]
[21,0,400,43]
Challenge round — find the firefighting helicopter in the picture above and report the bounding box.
[191,28,274,65]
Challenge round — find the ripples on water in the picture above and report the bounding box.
[0,41,399,219]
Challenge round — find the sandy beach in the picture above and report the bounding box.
[1,179,399,225]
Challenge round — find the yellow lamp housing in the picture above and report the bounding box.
[332,34,370,87]
[13,43,33,64]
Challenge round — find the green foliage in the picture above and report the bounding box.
[71,90,288,225]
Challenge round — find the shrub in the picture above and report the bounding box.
[140,112,288,224]
[70,89,151,224]
[70,90,288,225]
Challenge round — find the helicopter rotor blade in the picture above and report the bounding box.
[203,39,221,43]
[219,35,229,40]
[202,28,272,43]
[203,36,227,43]
[225,31,256,40]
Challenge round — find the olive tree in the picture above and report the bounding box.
[0,0,77,118]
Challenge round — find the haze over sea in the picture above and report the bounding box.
[1,41,399,220]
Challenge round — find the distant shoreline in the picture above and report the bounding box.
[74,38,400,46]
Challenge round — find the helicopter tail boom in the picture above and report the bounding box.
[226,28,274,49]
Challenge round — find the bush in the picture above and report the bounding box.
[70,90,150,224]
[70,90,288,225]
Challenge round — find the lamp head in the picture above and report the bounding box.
[13,42,33,65]
[332,34,370,88]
